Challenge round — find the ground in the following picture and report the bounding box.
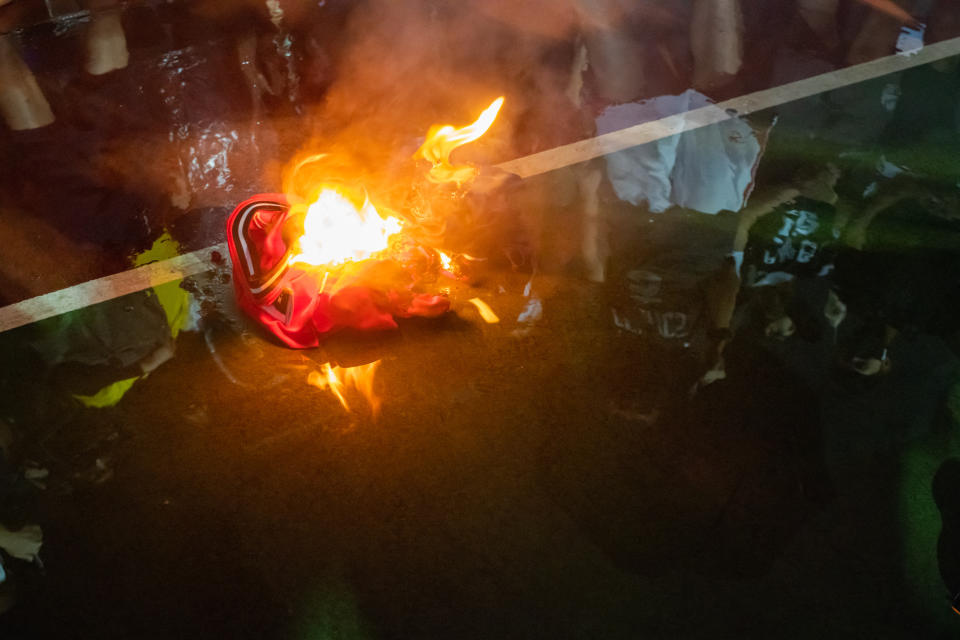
[0,260,957,639]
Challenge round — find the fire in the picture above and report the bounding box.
[416,96,505,185]
[436,250,453,270]
[291,185,402,268]
[308,360,382,417]
[468,297,500,324]
[286,98,504,273]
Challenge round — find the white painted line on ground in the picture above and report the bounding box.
[0,243,227,333]
[3,36,960,334]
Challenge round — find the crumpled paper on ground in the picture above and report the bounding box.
[0,524,41,562]
[596,89,763,215]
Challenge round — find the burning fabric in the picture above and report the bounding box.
[227,191,448,348]
[227,98,506,348]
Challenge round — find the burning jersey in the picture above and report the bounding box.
[226,194,449,348]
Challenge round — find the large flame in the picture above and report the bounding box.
[287,98,504,270]
[291,185,402,267]
[308,360,382,417]
[416,96,505,185]
[279,98,507,417]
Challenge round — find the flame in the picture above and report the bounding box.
[436,250,453,271]
[291,185,402,267]
[285,98,505,270]
[308,360,382,416]
[416,96,505,185]
[468,298,500,324]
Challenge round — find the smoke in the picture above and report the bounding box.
[278,0,595,265]
[292,0,584,183]
[193,0,598,265]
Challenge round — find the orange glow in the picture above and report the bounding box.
[468,297,500,324]
[436,250,453,271]
[416,97,505,185]
[308,361,382,417]
[291,185,402,268]
[285,98,504,272]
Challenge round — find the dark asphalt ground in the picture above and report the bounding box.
[0,252,957,639]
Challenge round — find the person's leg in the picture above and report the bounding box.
[578,161,607,282]
[690,0,744,92]
[83,3,129,76]
[0,35,54,131]
[579,1,646,104]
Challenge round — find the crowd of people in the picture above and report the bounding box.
[1,0,959,627]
